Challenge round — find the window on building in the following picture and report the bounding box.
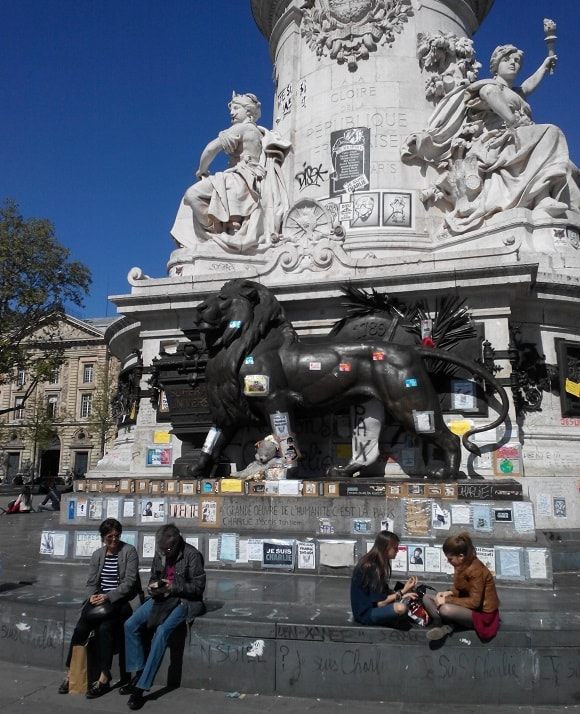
[83,364,94,384]
[46,395,58,419]
[80,393,93,418]
[16,369,26,388]
[49,367,60,384]
[74,451,89,477]
[7,452,20,482]
[14,397,24,420]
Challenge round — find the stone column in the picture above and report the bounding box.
[251,0,494,237]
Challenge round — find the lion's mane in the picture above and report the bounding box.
[203,279,296,430]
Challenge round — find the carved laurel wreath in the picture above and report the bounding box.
[300,0,413,72]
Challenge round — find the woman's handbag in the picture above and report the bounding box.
[81,597,120,623]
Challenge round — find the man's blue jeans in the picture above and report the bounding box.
[124,598,187,691]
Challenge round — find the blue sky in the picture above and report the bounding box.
[2,1,578,318]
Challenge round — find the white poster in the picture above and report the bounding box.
[451,379,475,410]
[432,503,451,530]
[451,504,471,525]
[536,493,551,517]
[476,546,496,576]
[208,537,219,562]
[513,502,535,533]
[140,498,165,523]
[247,538,263,561]
[297,541,316,570]
[425,546,442,573]
[218,533,238,562]
[123,499,135,518]
[88,499,103,520]
[391,545,408,572]
[497,547,522,578]
[236,539,249,563]
[76,498,88,518]
[318,540,356,568]
[40,531,68,557]
[527,549,548,580]
[142,534,156,559]
[408,545,425,572]
[74,531,102,558]
[106,498,121,520]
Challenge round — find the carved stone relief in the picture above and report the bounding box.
[300,0,413,72]
[280,198,345,271]
[402,36,580,236]
[416,31,480,102]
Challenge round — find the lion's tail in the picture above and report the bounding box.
[416,347,510,457]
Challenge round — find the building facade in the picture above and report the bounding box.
[0,316,119,484]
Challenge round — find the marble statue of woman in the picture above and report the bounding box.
[171,92,290,254]
[403,44,580,234]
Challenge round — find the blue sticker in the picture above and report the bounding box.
[229,320,242,329]
[405,378,418,388]
[68,500,76,521]
[244,356,255,365]
[203,482,213,493]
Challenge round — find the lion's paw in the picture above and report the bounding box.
[426,465,458,481]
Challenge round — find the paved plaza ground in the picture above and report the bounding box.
[2,660,580,714]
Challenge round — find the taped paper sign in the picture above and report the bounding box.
[339,202,354,222]
[344,174,369,193]
[270,411,290,438]
[413,410,435,433]
[244,375,269,396]
[202,427,221,455]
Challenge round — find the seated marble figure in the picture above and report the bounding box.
[402,44,580,234]
[171,92,290,254]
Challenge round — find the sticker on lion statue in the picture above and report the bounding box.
[244,375,270,396]
[201,427,222,455]
[413,410,435,433]
[188,279,509,480]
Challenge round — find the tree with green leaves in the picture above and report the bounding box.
[91,358,121,459]
[17,390,61,480]
[0,199,91,414]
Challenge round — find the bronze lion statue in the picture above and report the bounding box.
[189,279,509,480]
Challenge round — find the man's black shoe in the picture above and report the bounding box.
[119,674,141,696]
[86,680,111,699]
[128,689,145,710]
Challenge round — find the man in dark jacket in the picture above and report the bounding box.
[122,524,206,709]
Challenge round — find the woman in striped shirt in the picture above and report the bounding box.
[59,518,142,698]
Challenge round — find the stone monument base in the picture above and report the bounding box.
[51,476,551,585]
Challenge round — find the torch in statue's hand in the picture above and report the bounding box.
[543,18,557,75]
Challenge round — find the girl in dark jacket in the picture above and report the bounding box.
[351,530,418,627]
